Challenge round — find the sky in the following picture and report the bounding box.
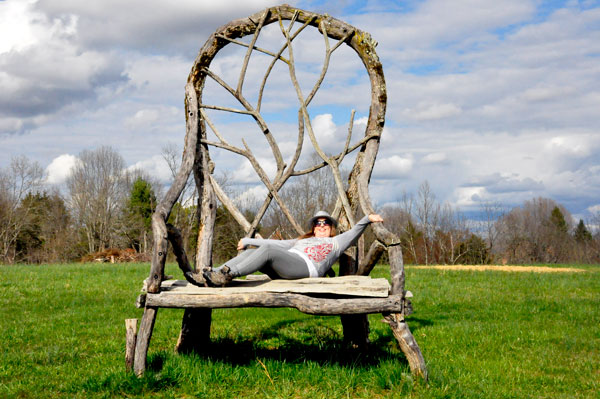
[1,0,599,222]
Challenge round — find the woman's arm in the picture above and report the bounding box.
[334,214,384,251]
[238,237,297,250]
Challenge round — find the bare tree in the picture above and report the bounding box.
[67,146,128,253]
[0,156,44,263]
[479,200,504,262]
[495,197,574,263]
[436,203,470,264]
[415,181,439,265]
[161,142,198,256]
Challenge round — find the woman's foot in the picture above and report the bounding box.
[184,271,207,287]
[203,266,234,287]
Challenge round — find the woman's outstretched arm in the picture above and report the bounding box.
[237,237,297,250]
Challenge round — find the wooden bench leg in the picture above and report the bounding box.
[134,306,158,377]
[176,308,212,353]
[384,313,428,381]
[341,314,370,349]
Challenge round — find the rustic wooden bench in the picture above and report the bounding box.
[130,4,427,380]
[140,276,401,312]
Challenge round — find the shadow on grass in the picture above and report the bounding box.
[161,317,414,369]
[77,317,425,396]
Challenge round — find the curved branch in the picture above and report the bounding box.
[199,108,230,146]
[305,24,354,106]
[337,109,355,165]
[237,10,269,96]
[240,139,303,234]
[257,14,316,112]
[246,109,306,236]
[200,139,246,157]
[202,67,285,172]
[291,133,377,176]
[200,104,253,115]
[208,175,262,239]
[215,34,289,64]
[279,16,356,226]
[200,108,306,237]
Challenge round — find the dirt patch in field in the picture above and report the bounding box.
[407,265,587,273]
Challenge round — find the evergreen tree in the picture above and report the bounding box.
[574,219,592,242]
[15,191,73,263]
[124,178,156,252]
[128,178,156,230]
[550,206,568,234]
[455,234,490,265]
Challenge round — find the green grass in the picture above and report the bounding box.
[0,263,598,398]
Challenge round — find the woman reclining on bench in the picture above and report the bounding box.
[187,211,383,287]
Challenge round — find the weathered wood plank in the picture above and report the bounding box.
[125,318,138,372]
[158,275,390,298]
[145,292,403,315]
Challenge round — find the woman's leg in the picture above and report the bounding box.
[259,247,310,279]
[225,245,309,278]
[214,248,256,273]
[205,245,310,286]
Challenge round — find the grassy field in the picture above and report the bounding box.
[0,262,598,398]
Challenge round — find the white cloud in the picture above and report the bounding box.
[235,185,268,210]
[124,106,179,130]
[373,154,414,178]
[406,102,462,121]
[422,152,448,164]
[520,85,576,103]
[45,154,79,184]
[0,0,39,53]
[233,158,277,184]
[355,0,536,59]
[454,186,487,207]
[546,136,592,158]
[36,0,278,54]
[311,113,337,148]
[0,0,127,133]
[1,0,600,219]
[354,117,368,126]
[588,204,600,214]
[127,155,173,183]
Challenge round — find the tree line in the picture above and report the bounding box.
[1,147,598,265]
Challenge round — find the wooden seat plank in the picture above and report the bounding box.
[144,291,403,315]
[158,275,390,298]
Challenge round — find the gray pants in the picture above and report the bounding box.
[218,244,310,279]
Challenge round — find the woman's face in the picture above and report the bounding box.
[313,218,332,238]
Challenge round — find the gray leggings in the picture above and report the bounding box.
[218,244,310,279]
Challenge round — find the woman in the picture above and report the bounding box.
[197,210,384,287]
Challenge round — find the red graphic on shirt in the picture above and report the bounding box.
[304,243,333,263]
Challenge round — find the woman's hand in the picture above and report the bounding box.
[368,214,384,223]
[237,239,245,250]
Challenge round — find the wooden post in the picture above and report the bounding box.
[383,313,428,380]
[125,318,138,372]
[176,308,212,353]
[339,252,370,349]
[174,102,216,354]
[387,245,428,381]
[133,307,158,377]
